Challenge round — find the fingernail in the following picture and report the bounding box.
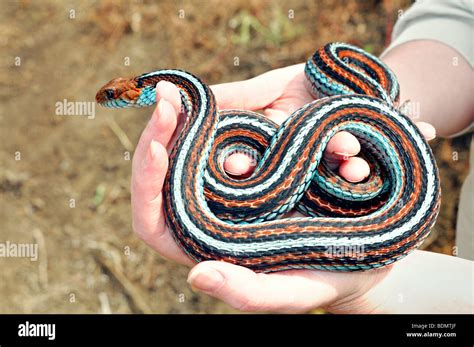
[345,175,366,183]
[187,268,225,293]
[150,140,159,158]
[157,98,166,114]
[226,171,242,176]
[224,166,243,176]
[150,98,166,127]
[425,130,436,141]
[142,140,159,168]
[333,151,351,160]
[155,82,162,97]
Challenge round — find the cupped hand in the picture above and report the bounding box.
[131,64,436,312]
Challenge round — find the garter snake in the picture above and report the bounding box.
[96,42,441,272]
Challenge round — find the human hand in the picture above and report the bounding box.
[131,64,437,312]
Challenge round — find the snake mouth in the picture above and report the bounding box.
[96,77,139,107]
[98,98,131,108]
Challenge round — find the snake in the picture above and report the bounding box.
[96,42,441,272]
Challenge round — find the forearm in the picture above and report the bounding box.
[362,250,473,314]
[382,40,473,137]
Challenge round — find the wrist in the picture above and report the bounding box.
[323,266,392,314]
[350,250,473,314]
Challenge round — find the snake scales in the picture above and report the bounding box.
[96,42,441,272]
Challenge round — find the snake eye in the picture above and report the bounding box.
[105,89,115,99]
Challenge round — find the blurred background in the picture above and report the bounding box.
[0,0,470,313]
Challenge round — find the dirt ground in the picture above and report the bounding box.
[0,0,470,313]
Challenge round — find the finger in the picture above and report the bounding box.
[322,131,369,183]
[155,81,189,152]
[223,152,256,177]
[416,121,436,141]
[338,157,370,183]
[211,64,304,110]
[323,131,361,169]
[156,81,182,114]
[133,97,178,169]
[187,261,341,313]
[132,140,168,232]
[131,140,193,266]
[131,99,192,266]
[322,121,435,183]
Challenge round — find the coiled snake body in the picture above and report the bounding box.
[97,42,441,272]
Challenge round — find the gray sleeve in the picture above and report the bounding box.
[382,0,473,67]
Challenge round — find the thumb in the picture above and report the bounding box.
[187,261,344,313]
[211,64,304,110]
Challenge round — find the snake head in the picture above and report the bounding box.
[96,77,140,108]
